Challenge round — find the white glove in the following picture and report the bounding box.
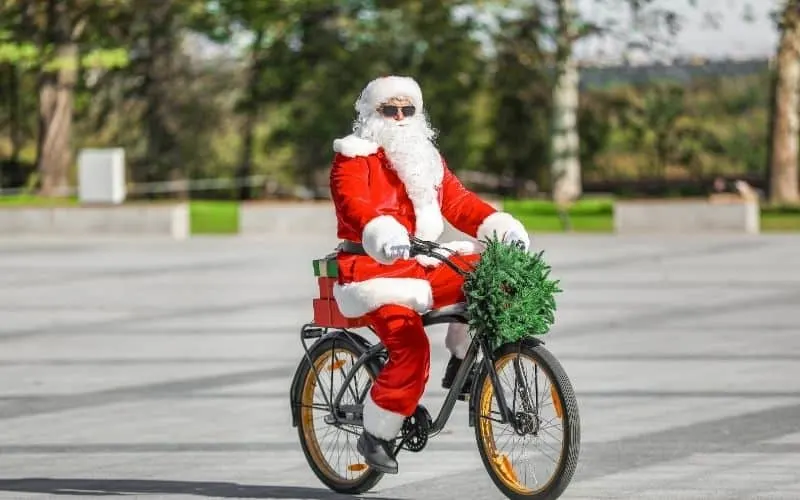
[381,235,411,262]
[502,229,530,251]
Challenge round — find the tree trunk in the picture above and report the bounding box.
[550,0,582,206]
[36,0,77,197]
[9,65,22,167]
[765,63,778,199]
[769,0,800,205]
[237,28,265,201]
[142,0,178,188]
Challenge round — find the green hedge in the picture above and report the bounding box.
[503,198,614,232]
[189,201,239,234]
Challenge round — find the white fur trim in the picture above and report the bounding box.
[415,240,480,268]
[333,134,380,158]
[413,201,444,242]
[362,215,409,265]
[356,75,424,116]
[363,392,405,440]
[333,278,433,318]
[445,322,471,359]
[476,212,530,249]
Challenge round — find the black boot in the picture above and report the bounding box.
[441,354,473,394]
[356,431,398,474]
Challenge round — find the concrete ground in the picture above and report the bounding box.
[0,233,798,499]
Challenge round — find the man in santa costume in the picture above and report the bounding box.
[330,75,530,473]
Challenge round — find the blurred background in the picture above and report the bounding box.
[0,0,798,234]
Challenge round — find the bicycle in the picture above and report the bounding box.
[289,237,581,499]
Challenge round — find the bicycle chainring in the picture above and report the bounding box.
[400,405,432,452]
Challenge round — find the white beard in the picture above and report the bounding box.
[356,113,445,241]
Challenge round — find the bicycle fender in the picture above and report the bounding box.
[289,354,311,427]
[522,336,545,347]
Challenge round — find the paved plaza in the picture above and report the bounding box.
[0,232,798,499]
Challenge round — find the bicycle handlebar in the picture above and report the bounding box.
[408,237,442,258]
[408,237,472,276]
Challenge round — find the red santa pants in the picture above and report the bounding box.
[364,253,480,429]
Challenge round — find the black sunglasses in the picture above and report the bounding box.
[379,105,416,117]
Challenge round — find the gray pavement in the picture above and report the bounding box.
[0,233,799,499]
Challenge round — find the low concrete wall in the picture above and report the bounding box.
[240,202,338,235]
[614,199,760,234]
[0,204,189,239]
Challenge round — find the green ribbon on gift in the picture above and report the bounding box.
[312,253,339,278]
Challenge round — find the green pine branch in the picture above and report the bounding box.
[464,236,562,347]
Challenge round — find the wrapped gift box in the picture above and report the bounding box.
[311,253,368,328]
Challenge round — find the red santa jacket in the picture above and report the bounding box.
[328,134,527,318]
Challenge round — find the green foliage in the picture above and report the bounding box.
[463,238,562,346]
[0,0,783,198]
[579,71,770,182]
[484,3,552,190]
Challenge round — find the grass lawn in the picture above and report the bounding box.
[0,194,78,206]
[761,205,800,232]
[188,201,239,234]
[503,198,614,232]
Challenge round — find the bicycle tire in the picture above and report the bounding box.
[295,337,384,494]
[473,341,581,500]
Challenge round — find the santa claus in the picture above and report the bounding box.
[330,75,529,474]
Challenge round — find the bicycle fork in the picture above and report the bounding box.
[477,337,538,433]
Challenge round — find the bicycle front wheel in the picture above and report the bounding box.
[473,341,580,500]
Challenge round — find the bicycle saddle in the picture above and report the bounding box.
[422,302,468,326]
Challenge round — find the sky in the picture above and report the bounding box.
[571,0,779,63]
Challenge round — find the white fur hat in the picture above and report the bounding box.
[355,75,424,117]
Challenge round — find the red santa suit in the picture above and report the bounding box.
[329,76,528,441]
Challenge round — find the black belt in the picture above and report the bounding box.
[337,240,367,255]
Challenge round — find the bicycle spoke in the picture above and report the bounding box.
[479,349,567,494]
[301,346,376,485]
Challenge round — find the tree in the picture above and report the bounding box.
[769,0,800,204]
[0,0,129,196]
[196,0,301,200]
[486,2,553,194]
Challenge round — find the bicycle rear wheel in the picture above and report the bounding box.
[296,337,383,494]
[473,342,580,499]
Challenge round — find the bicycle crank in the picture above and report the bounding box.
[398,404,432,453]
